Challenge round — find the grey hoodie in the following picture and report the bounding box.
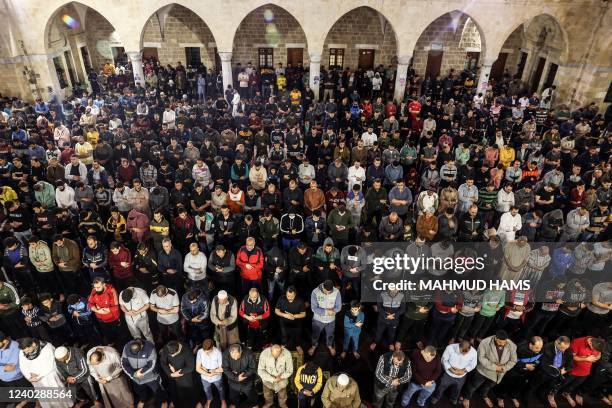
[340,245,367,278]
[121,340,159,385]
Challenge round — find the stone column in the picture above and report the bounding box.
[127,51,144,86]
[309,52,322,100]
[218,51,233,92]
[393,55,412,102]
[476,56,496,94]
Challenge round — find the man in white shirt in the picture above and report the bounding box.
[361,127,378,147]
[162,106,176,130]
[183,242,208,286]
[430,340,477,405]
[298,158,316,187]
[119,287,154,342]
[498,206,522,244]
[55,181,77,210]
[53,123,71,148]
[231,89,241,117]
[496,184,515,214]
[149,285,181,343]
[347,160,366,191]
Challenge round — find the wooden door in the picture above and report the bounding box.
[425,51,443,80]
[531,57,546,92]
[287,48,303,66]
[490,52,508,82]
[358,49,375,69]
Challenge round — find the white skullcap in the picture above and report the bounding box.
[54,346,69,359]
[337,374,349,386]
[217,290,228,300]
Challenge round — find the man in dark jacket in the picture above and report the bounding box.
[121,339,166,406]
[458,205,484,241]
[264,246,287,300]
[180,288,210,347]
[223,343,257,407]
[81,235,109,281]
[157,238,183,293]
[287,243,313,299]
[496,336,543,406]
[55,346,101,406]
[528,336,573,406]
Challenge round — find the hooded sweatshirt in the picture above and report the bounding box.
[311,283,341,324]
[28,241,54,273]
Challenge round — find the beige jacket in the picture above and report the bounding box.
[257,347,293,392]
[249,167,268,190]
[476,335,517,383]
[321,375,361,408]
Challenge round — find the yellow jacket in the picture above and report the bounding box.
[499,147,515,169]
[0,187,18,204]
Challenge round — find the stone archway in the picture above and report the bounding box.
[495,14,568,94]
[232,4,310,69]
[322,6,398,72]
[412,11,485,81]
[141,4,219,71]
[44,2,122,96]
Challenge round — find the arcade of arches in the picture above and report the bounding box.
[0,0,610,108]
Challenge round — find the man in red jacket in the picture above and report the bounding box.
[239,287,270,350]
[108,241,135,291]
[560,336,604,406]
[87,277,125,347]
[236,236,264,295]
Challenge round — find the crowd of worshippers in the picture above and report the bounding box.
[0,56,611,408]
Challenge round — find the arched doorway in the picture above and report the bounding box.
[232,4,309,78]
[141,4,219,71]
[322,6,397,72]
[45,2,122,95]
[494,15,567,94]
[413,11,484,82]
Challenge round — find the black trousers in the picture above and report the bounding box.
[158,321,183,343]
[133,378,166,404]
[99,319,127,347]
[396,317,427,349]
[280,322,303,350]
[228,381,256,405]
[463,371,496,400]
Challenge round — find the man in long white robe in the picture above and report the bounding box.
[498,207,522,244]
[87,346,134,408]
[18,339,73,408]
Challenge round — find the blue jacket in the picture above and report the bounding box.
[344,311,364,338]
[67,298,94,326]
[0,340,23,382]
[180,292,210,323]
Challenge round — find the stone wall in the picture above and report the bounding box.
[322,7,397,70]
[85,9,120,70]
[412,13,482,78]
[500,26,524,76]
[232,5,310,68]
[142,5,216,69]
